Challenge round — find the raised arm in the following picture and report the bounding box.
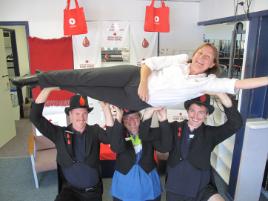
[96,102,116,144]
[139,107,172,148]
[209,93,243,145]
[139,107,159,141]
[99,102,114,127]
[109,106,128,154]
[152,108,173,153]
[213,93,232,108]
[235,76,268,90]
[30,87,61,142]
[35,87,60,103]
[114,106,123,124]
[138,64,152,102]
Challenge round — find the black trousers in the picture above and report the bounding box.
[38,65,150,110]
[166,184,218,201]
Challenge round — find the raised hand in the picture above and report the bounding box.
[35,87,60,104]
[99,101,114,127]
[155,107,167,122]
[143,107,163,121]
[113,106,123,123]
[214,93,232,108]
[99,101,110,111]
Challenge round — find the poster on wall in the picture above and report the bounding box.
[101,21,130,66]
[130,21,158,66]
[72,21,102,69]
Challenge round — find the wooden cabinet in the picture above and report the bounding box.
[207,98,237,184]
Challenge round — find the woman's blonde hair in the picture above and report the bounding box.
[188,43,220,76]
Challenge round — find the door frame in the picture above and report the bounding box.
[0,21,29,118]
[0,29,16,148]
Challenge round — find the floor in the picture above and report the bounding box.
[0,119,31,158]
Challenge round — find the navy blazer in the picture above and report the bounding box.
[30,102,111,169]
[167,101,243,170]
[110,118,172,174]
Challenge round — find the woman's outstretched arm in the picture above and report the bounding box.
[235,77,268,90]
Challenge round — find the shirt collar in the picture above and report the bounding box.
[185,64,207,78]
[68,124,87,135]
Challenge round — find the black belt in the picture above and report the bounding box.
[68,181,102,193]
[78,186,97,193]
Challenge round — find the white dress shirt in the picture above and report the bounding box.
[142,54,237,109]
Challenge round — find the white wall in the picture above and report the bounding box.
[199,0,268,22]
[0,0,203,53]
[159,2,203,55]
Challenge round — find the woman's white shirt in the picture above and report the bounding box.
[142,54,237,109]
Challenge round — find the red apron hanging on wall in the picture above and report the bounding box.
[144,0,170,32]
[64,0,88,35]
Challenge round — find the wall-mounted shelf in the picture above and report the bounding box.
[209,98,237,185]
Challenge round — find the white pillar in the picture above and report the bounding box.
[234,118,268,201]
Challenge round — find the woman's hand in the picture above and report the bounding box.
[138,64,152,102]
[138,81,149,102]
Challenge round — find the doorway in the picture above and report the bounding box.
[0,21,30,119]
[0,29,16,148]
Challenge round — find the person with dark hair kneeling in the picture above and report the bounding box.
[106,106,172,201]
[167,93,242,201]
[30,87,113,201]
[143,93,243,201]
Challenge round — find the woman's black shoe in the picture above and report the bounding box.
[11,74,39,87]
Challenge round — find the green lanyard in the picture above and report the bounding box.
[129,135,141,146]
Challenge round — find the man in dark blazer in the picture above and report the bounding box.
[30,87,113,201]
[164,93,243,201]
[108,107,172,201]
